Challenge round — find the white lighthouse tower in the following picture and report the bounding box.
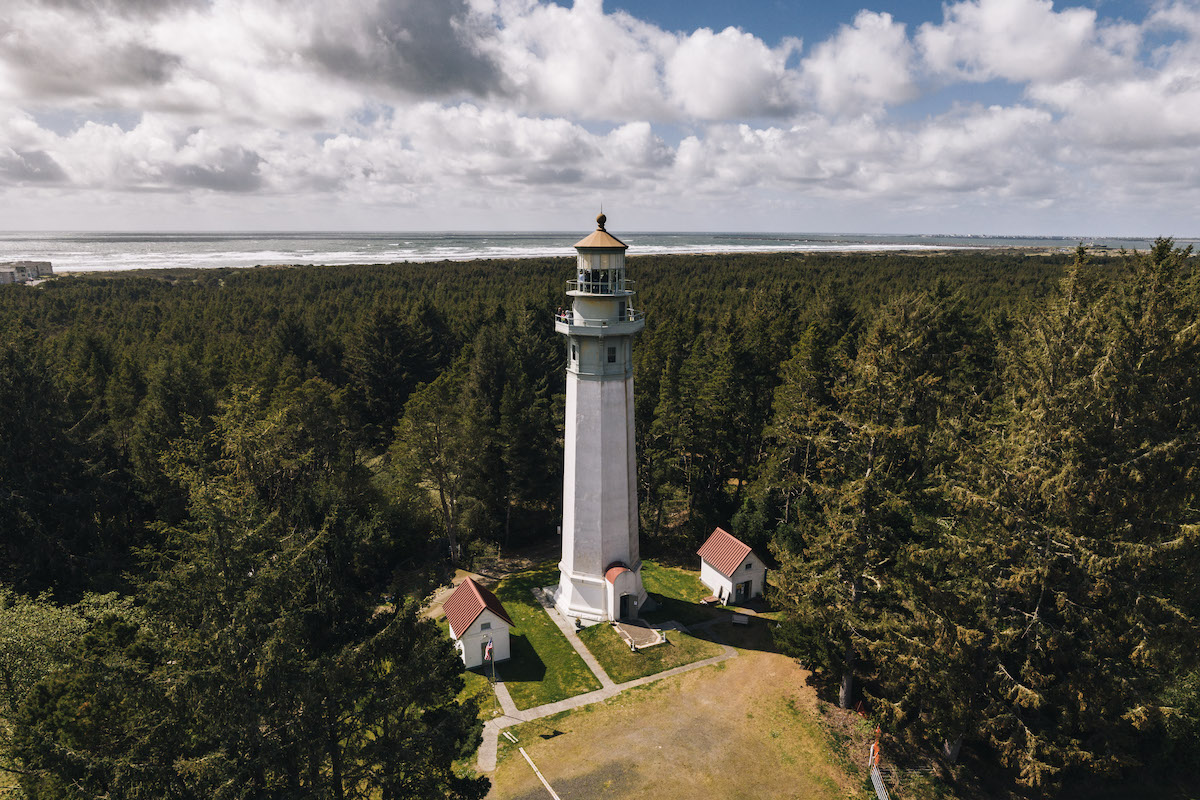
[553,214,648,623]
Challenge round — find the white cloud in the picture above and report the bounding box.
[1146,2,1200,38]
[484,0,675,120]
[802,11,917,115]
[659,104,1061,203]
[664,27,801,119]
[602,122,673,170]
[486,0,804,121]
[916,0,1121,83]
[1024,4,1200,155]
[1,0,1200,234]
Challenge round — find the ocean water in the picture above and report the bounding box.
[0,231,1181,273]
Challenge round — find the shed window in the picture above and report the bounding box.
[480,622,491,631]
[607,346,617,363]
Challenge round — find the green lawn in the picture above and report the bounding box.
[443,559,751,713]
[641,561,710,601]
[640,561,725,626]
[576,622,725,683]
[491,564,601,710]
[458,664,503,720]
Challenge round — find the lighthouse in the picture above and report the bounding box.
[553,214,648,623]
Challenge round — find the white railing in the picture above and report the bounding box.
[555,309,644,327]
[566,279,633,295]
[870,766,891,800]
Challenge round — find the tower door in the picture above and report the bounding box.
[619,594,633,621]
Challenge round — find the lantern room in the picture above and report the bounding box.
[569,213,629,296]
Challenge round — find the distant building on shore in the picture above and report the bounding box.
[0,261,54,284]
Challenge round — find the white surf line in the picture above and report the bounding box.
[519,747,562,800]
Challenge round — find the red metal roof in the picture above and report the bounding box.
[697,527,754,578]
[604,562,631,584]
[444,577,513,638]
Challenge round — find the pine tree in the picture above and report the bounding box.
[772,294,962,709]
[14,616,189,800]
[392,365,474,566]
[133,383,485,798]
[963,244,1200,790]
[347,304,440,449]
[498,307,561,544]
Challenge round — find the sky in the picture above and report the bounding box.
[0,0,1198,235]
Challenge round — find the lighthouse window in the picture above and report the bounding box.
[572,344,577,361]
[607,346,617,363]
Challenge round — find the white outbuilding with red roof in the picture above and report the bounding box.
[444,577,515,669]
[697,527,766,605]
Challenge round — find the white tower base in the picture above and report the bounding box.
[555,563,648,624]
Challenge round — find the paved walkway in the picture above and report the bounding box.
[534,587,616,689]
[475,593,737,773]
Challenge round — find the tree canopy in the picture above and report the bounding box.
[1,244,1196,797]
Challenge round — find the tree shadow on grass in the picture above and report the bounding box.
[641,593,723,627]
[643,595,781,654]
[496,633,547,683]
[689,616,779,653]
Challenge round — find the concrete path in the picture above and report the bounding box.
[533,588,616,690]
[493,675,520,718]
[475,598,737,773]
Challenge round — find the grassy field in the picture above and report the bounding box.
[458,663,504,721]
[491,564,601,710]
[576,622,725,683]
[640,560,727,626]
[641,560,711,602]
[488,649,859,800]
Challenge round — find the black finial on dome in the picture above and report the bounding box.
[596,212,607,231]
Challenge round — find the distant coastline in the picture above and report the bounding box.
[0,231,1189,274]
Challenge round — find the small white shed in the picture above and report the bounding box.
[698,527,767,605]
[444,577,514,669]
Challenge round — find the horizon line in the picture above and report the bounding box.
[1,229,1194,240]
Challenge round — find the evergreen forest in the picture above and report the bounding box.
[1,244,1197,798]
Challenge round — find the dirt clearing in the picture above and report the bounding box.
[487,647,860,800]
